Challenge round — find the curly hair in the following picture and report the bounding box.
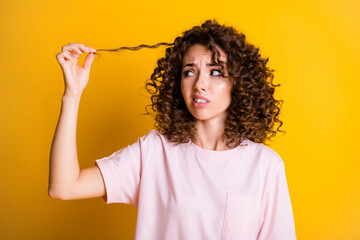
[95,19,285,147]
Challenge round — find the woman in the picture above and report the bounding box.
[49,20,297,239]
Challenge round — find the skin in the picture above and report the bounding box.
[181,44,233,151]
[49,43,105,200]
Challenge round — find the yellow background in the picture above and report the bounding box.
[1,0,359,239]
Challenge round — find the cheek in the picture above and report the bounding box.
[180,79,191,98]
[180,79,185,98]
[226,88,233,103]
[216,82,232,98]
[218,84,233,108]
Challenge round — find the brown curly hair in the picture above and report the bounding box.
[95,19,285,147]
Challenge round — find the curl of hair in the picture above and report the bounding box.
[95,19,285,147]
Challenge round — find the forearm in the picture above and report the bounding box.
[48,94,82,199]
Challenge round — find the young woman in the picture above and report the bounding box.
[49,20,297,240]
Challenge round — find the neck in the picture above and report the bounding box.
[192,118,232,151]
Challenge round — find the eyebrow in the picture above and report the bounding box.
[183,63,224,68]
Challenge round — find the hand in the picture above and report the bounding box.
[56,43,96,96]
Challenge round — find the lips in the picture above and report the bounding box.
[191,94,210,108]
[192,94,210,102]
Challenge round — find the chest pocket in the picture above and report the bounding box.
[220,193,261,240]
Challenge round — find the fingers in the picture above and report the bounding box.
[63,43,96,54]
[56,43,96,65]
[82,51,96,71]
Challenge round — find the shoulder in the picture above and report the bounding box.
[131,129,179,160]
[242,139,284,169]
[137,129,174,147]
[139,129,165,142]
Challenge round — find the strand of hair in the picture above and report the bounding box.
[95,42,174,52]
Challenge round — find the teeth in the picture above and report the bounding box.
[193,98,208,103]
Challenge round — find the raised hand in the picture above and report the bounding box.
[56,43,96,97]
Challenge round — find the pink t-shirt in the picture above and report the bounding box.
[95,129,297,240]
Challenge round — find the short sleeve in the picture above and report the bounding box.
[95,134,148,207]
[258,161,297,240]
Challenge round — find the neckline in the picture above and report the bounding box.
[188,138,250,160]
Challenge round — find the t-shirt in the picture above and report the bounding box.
[95,129,297,240]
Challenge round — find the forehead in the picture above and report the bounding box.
[182,44,227,64]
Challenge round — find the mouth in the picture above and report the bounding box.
[192,94,210,103]
[192,98,209,103]
[192,97,210,108]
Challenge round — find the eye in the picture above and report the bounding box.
[211,69,222,76]
[183,70,194,77]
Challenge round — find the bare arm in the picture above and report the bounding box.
[48,43,106,200]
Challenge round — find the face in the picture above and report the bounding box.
[180,44,232,123]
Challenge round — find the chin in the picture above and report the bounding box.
[189,109,229,123]
[190,112,219,122]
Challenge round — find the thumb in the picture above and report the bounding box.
[82,52,96,71]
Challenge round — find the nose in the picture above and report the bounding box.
[193,70,208,91]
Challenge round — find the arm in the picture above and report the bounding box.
[48,95,106,200]
[48,43,105,200]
